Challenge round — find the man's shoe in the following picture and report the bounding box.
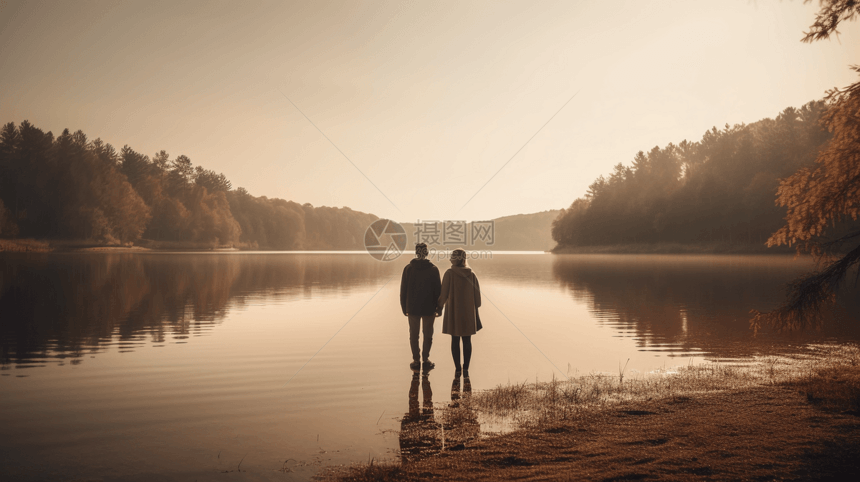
[410,361,420,370]
[422,360,435,371]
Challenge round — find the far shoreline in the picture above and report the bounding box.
[551,242,796,255]
[2,238,804,256]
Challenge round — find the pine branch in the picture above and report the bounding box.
[751,240,860,333]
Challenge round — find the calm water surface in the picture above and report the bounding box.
[1,252,858,480]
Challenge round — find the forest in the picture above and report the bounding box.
[551,100,835,249]
[0,98,851,254]
[0,121,377,249]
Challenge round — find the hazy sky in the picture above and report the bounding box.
[1,0,858,222]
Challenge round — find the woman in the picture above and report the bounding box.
[436,249,481,377]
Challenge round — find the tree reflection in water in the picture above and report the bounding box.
[551,255,860,358]
[0,253,393,365]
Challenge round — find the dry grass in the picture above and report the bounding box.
[471,344,860,429]
[786,344,860,414]
[323,461,405,482]
[322,343,860,481]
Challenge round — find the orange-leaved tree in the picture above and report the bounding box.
[751,0,860,332]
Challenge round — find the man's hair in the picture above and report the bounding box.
[415,243,429,258]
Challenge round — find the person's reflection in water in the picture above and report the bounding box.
[444,373,480,451]
[399,370,441,462]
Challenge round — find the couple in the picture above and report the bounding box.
[400,243,481,377]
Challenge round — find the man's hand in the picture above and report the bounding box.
[434,308,442,317]
[404,312,409,317]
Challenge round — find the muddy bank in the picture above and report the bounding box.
[331,386,859,481]
[326,346,860,481]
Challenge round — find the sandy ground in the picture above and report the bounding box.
[330,385,860,481]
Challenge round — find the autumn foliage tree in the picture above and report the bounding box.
[750,0,860,331]
[0,122,150,243]
[751,69,860,331]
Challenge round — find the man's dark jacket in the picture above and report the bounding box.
[400,258,442,317]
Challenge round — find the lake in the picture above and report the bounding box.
[1,252,858,481]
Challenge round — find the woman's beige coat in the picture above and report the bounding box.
[438,266,481,337]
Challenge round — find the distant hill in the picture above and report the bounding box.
[484,210,560,251]
[399,209,560,253]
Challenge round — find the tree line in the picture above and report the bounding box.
[551,100,834,248]
[0,121,377,249]
[552,0,860,332]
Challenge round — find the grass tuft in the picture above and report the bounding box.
[784,344,860,413]
[319,461,402,481]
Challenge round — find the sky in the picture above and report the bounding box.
[1,0,859,223]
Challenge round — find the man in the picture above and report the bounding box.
[400,243,441,370]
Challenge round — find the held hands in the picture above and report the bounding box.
[404,310,442,316]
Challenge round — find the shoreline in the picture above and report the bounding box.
[1,238,801,255]
[326,344,860,481]
[0,238,52,252]
[551,242,796,255]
